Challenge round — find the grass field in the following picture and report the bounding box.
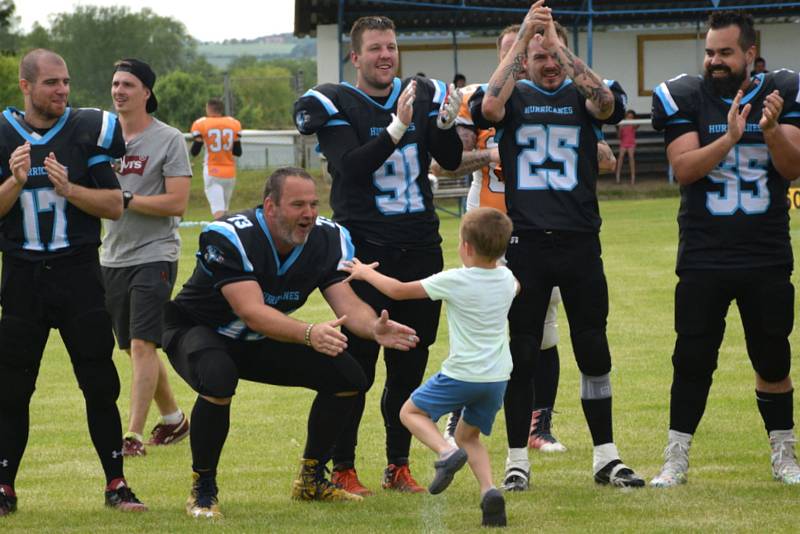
[3,171,799,532]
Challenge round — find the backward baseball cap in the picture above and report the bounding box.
[113,58,158,113]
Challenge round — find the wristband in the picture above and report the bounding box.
[304,323,315,347]
[386,113,409,143]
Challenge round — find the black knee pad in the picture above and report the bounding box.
[509,335,537,386]
[749,337,791,383]
[742,275,793,383]
[58,309,120,403]
[385,346,429,392]
[333,352,368,392]
[179,327,239,398]
[672,276,727,380]
[0,362,38,405]
[571,328,611,376]
[0,316,50,403]
[672,335,722,380]
[342,327,379,390]
[195,356,239,398]
[61,309,115,363]
[74,357,121,404]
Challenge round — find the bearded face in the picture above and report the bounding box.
[704,62,747,99]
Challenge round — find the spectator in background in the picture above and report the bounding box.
[191,98,243,220]
[453,73,467,88]
[615,110,638,185]
[753,56,768,74]
[103,58,192,458]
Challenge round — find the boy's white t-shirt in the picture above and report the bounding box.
[420,266,517,382]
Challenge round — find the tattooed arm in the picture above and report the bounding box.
[553,43,615,119]
[532,6,615,120]
[481,0,544,122]
[431,125,498,177]
[431,149,499,178]
[597,141,616,174]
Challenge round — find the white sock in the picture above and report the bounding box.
[124,431,143,442]
[480,485,497,498]
[439,447,458,460]
[592,442,620,474]
[668,429,693,445]
[161,409,183,425]
[505,447,529,473]
[769,429,796,442]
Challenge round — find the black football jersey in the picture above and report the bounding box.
[174,208,354,340]
[294,76,449,247]
[652,70,800,271]
[471,78,627,232]
[0,107,124,259]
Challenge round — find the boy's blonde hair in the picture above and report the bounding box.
[460,208,513,261]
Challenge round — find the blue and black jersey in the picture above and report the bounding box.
[652,70,800,272]
[293,76,462,248]
[174,208,354,341]
[0,107,124,260]
[470,79,626,233]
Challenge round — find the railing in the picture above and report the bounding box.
[184,130,321,170]
[602,118,670,182]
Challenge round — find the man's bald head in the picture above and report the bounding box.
[19,49,66,83]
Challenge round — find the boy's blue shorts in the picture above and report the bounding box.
[410,372,507,435]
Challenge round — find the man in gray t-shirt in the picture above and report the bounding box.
[101,58,192,457]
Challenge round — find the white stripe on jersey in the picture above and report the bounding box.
[308,89,339,116]
[206,220,255,272]
[431,79,447,105]
[336,224,354,271]
[796,72,800,104]
[657,82,679,115]
[96,110,111,147]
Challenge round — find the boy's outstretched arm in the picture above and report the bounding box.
[342,258,429,301]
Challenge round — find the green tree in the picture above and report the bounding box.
[268,58,316,92]
[155,70,220,131]
[0,0,21,53]
[0,53,22,109]
[229,63,295,129]
[29,6,198,108]
[21,22,51,50]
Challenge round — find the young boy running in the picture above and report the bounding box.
[343,207,518,527]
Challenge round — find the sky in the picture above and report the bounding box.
[14,0,296,42]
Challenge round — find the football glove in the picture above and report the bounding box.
[436,84,462,130]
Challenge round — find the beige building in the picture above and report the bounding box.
[296,1,800,114]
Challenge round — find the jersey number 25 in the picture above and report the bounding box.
[516,124,579,191]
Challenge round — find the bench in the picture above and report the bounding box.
[431,174,471,217]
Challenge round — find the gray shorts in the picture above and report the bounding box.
[102,261,178,350]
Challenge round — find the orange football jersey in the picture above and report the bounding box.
[191,116,242,179]
[457,85,505,213]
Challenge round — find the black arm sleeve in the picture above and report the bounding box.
[232,141,242,157]
[190,141,203,157]
[426,117,463,171]
[88,161,121,189]
[317,125,397,176]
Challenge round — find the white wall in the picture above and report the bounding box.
[316,24,341,87]
[315,21,800,113]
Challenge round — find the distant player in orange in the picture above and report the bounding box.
[190,98,242,219]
